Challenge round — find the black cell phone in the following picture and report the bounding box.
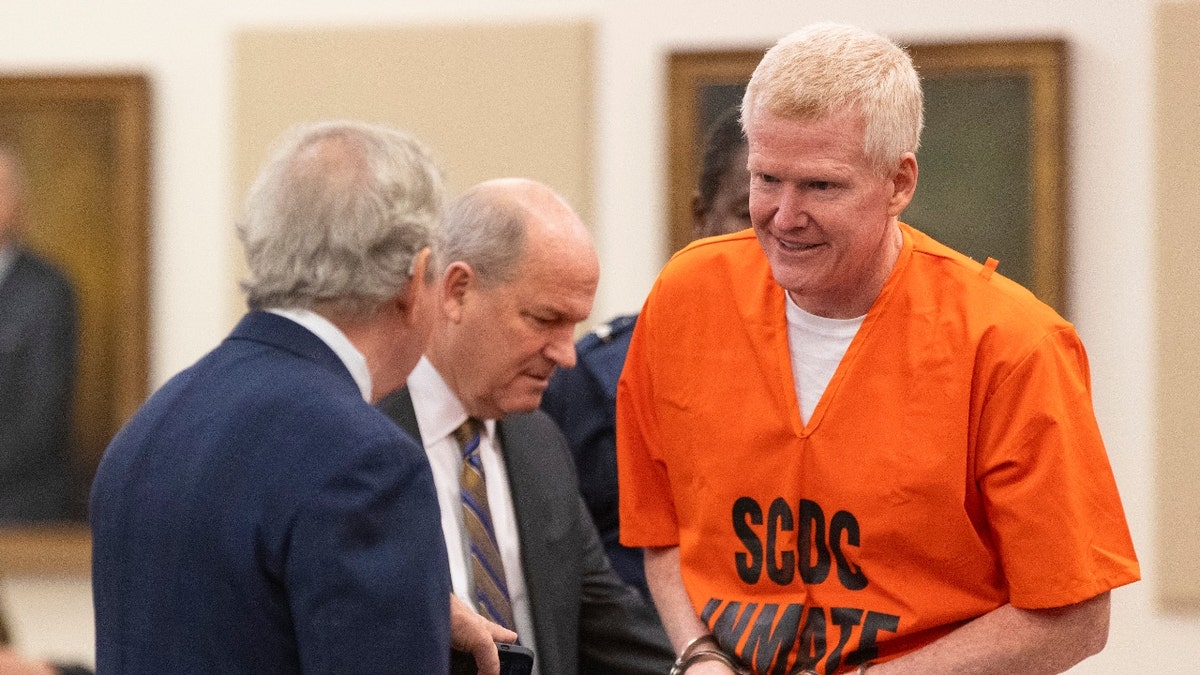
[497,642,534,675]
[449,643,535,675]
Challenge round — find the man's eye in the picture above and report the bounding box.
[810,181,834,190]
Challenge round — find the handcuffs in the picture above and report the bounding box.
[669,633,874,674]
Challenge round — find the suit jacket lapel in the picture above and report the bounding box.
[497,415,576,675]
[377,391,569,673]
[380,387,423,445]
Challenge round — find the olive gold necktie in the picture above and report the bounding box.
[454,418,515,629]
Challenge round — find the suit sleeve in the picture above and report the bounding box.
[285,433,451,674]
[574,490,676,674]
[511,411,674,675]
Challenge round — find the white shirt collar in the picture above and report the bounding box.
[268,307,372,402]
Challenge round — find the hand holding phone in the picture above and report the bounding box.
[496,643,534,675]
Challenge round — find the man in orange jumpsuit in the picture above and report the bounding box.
[618,22,1139,675]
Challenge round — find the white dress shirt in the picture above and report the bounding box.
[407,357,538,668]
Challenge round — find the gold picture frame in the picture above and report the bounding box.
[665,40,1068,313]
[666,48,765,256]
[0,74,150,562]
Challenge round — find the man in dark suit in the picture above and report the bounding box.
[90,121,461,674]
[0,147,77,522]
[378,178,674,675]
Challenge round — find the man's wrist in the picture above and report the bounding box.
[676,634,719,660]
[669,634,749,675]
[669,633,717,675]
[675,651,746,673]
[671,635,871,675]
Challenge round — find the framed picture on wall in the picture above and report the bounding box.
[665,39,1069,314]
[0,74,151,539]
[666,48,764,256]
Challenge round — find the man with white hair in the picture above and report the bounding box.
[618,23,1139,675]
[91,121,476,673]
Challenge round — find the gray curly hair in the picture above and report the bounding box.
[237,120,445,317]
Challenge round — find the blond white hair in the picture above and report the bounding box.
[742,22,923,175]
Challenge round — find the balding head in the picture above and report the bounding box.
[429,178,600,419]
[439,177,594,285]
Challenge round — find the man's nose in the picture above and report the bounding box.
[544,328,578,369]
[773,189,809,229]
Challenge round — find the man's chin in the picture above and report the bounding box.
[498,387,549,416]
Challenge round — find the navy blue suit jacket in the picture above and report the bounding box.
[90,312,450,674]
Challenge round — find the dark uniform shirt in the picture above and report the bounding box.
[540,314,647,597]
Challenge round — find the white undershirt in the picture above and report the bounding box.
[407,357,538,670]
[267,307,372,402]
[785,293,865,425]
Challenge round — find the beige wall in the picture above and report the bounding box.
[1154,1,1200,611]
[0,575,92,666]
[231,21,594,321]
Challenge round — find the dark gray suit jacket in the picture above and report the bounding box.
[378,387,674,675]
[0,247,77,521]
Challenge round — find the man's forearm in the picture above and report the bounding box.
[646,545,1110,674]
[645,545,710,654]
[647,545,1110,674]
[645,546,744,674]
[869,592,1111,674]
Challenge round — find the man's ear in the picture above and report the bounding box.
[440,260,474,323]
[394,248,432,325]
[887,153,918,218]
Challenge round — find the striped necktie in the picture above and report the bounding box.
[454,418,516,629]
